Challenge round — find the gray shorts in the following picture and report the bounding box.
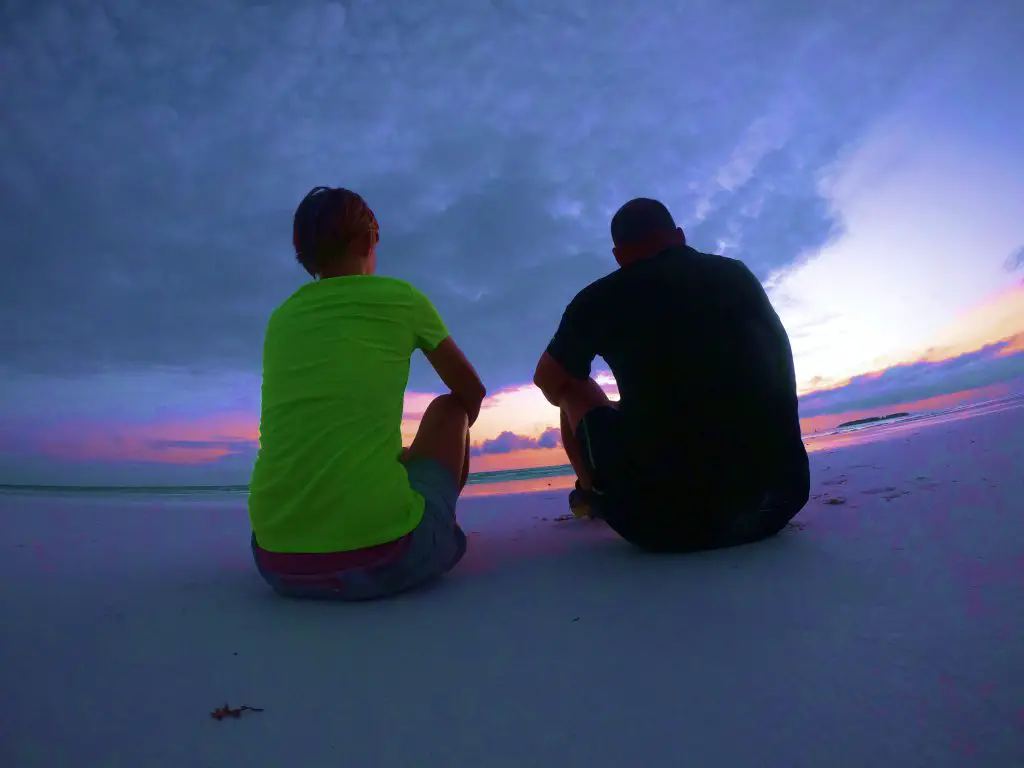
[252,457,467,601]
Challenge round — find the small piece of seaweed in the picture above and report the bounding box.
[211,703,264,721]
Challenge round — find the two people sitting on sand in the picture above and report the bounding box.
[247,188,809,600]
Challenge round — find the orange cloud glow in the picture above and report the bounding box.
[795,283,1023,394]
[917,282,1023,363]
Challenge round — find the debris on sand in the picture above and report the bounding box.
[863,486,898,495]
[211,703,264,721]
[823,497,846,506]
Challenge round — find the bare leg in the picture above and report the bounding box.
[403,394,470,491]
[460,430,470,490]
[557,377,614,491]
[560,408,593,490]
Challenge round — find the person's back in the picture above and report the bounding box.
[534,197,808,552]
[585,246,806,504]
[248,186,487,600]
[250,275,443,553]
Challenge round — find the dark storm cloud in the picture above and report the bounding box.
[0,0,986,389]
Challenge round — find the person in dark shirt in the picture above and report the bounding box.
[532,198,810,552]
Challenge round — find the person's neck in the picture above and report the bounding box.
[617,233,685,267]
[318,257,371,279]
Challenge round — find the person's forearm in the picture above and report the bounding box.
[452,384,486,427]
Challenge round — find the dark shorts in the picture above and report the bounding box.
[252,457,467,601]
[577,406,807,553]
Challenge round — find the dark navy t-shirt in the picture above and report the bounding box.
[546,245,808,505]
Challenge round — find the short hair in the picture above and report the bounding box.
[292,186,378,277]
[610,198,677,248]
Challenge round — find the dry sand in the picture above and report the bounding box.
[1,399,1022,767]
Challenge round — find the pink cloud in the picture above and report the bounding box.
[25,413,258,465]
[472,427,561,456]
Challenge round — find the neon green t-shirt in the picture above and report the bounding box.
[248,276,449,553]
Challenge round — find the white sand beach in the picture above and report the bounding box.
[1,400,1022,768]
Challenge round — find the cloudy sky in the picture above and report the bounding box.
[0,0,1022,484]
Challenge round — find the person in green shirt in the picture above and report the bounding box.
[248,186,487,600]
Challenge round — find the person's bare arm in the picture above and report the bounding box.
[534,287,598,407]
[532,351,573,407]
[425,337,487,426]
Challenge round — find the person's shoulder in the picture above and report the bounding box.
[272,276,417,315]
[719,256,763,293]
[565,270,617,313]
[268,282,314,320]
[362,275,418,295]
[581,264,626,297]
[394,278,439,310]
[372,275,433,298]
[677,245,732,267]
[338,275,422,302]
[374,275,415,289]
[685,248,758,283]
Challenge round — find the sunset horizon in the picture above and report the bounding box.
[2,306,1019,485]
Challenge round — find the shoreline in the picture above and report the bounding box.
[3,391,1019,502]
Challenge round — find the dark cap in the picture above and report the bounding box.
[610,198,678,248]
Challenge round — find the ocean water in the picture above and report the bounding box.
[0,463,577,499]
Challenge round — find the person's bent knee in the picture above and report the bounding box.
[424,393,471,425]
[405,394,470,485]
[559,378,613,430]
[562,376,609,404]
